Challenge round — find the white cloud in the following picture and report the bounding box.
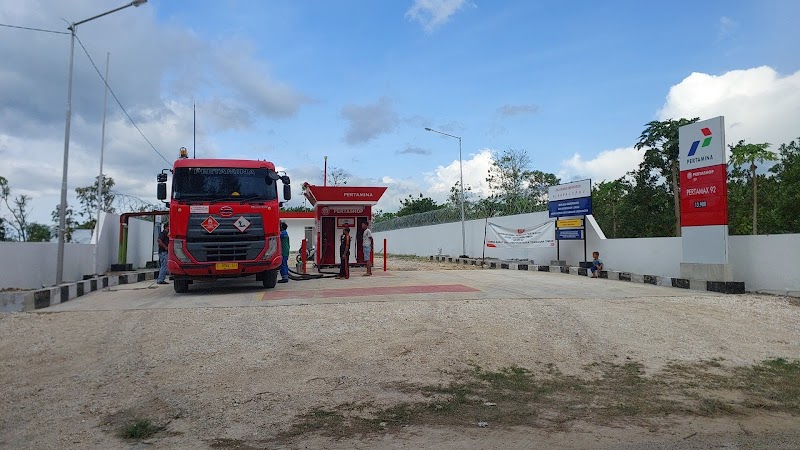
[341,97,399,145]
[405,0,469,33]
[557,66,800,186]
[658,66,800,149]
[425,149,493,202]
[497,104,538,117]
[717,16,738,41]
[558,147,643,184]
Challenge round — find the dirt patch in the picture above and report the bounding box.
[1,268,800,449]
[278,359,800,443]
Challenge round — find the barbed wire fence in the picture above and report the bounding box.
[373,199,548,232]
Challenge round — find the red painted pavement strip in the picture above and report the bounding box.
[262,284,480,301]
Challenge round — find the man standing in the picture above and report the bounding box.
[336,227,351,279]
[156,223,169,284]
[361,221,373,276]
[278,221,289,283]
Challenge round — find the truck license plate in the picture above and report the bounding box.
[215,263,238,270]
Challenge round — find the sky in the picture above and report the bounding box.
[1,0,799,227]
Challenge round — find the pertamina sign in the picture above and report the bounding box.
[678,116,727,226]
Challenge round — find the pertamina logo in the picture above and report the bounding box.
[219,206,234,217]
[687,127,712,157]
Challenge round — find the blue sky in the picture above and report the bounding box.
[1,0,799,225]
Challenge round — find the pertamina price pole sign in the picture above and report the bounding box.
[678,117,728,226]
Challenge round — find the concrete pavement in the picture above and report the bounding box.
[41,266,720,312]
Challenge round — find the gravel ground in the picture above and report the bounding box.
[1,257,799,449]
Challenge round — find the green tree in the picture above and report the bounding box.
[0,217,8,241]
[634,118,699,236]
[51,205,78,243]
[446,181,477,215]
[728,140,778,235]
[766,137,800,233]
[327,167,350,186]
[74,175,116,230]
[396,194,443,217]
[0,176,33,241]
[281,205,313,212]
[528,170,560,208]
[486,148,531,212]
[620,167,674,237]
[26,223,52,242]
[372,209,397,223]
[591,179,626,238]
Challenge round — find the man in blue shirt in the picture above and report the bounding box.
[278,222,289,283]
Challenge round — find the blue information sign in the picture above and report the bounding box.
[548,196,592,218]
[557,229,584,240]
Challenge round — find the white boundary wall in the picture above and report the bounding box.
[0,212,158,290]
[126,217,158,269]
[375,213,800,294]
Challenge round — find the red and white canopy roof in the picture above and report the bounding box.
[303,183,387,206]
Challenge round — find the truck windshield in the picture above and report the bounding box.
[172,167,278,201]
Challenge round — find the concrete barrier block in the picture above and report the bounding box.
[631,273,645,283]
[0,292,34,313]
[656,276,673,287]
[518,264,529,271]
[606,271,621,280]
[707,281,745,294]
[598,270,608,279]
[618,272,631,282]
[500,263,509,269]
[689,279,707,290]
[643,275,658,285]
[537,265,550,272]
[578,268,588,276]
[550,260,566,266]
[569,267,580,276]
[671,278,690,289]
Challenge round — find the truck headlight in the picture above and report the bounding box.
[173,239,191,262]
[262,236,277,260]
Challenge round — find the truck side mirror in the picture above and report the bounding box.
[281,175,291,201]
[157,182,167,200]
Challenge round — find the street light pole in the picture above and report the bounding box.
[56,0,148,284]
[425,127,467,258]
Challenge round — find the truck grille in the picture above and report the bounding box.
[185,214,268,262]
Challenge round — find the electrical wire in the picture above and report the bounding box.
[0,23,69,35]
[74,34,171,165]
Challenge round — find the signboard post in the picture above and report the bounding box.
[548,180,591,263]
[678,116,732,282]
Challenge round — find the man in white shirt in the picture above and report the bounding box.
[361,221,373,276]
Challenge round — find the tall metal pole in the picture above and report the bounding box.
[458,136,466,257]
[93,51,110,276]
[55,0,148,285]
[425,127,467,257]
[57,25,77,285]
[193,103,196,158]
[96,52,110,234]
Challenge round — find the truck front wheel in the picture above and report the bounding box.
[174,279,190,293]
[263,269,278,289]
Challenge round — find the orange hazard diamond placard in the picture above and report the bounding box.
[201,216,220,233]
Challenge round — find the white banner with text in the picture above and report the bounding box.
[486,221,556,248]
